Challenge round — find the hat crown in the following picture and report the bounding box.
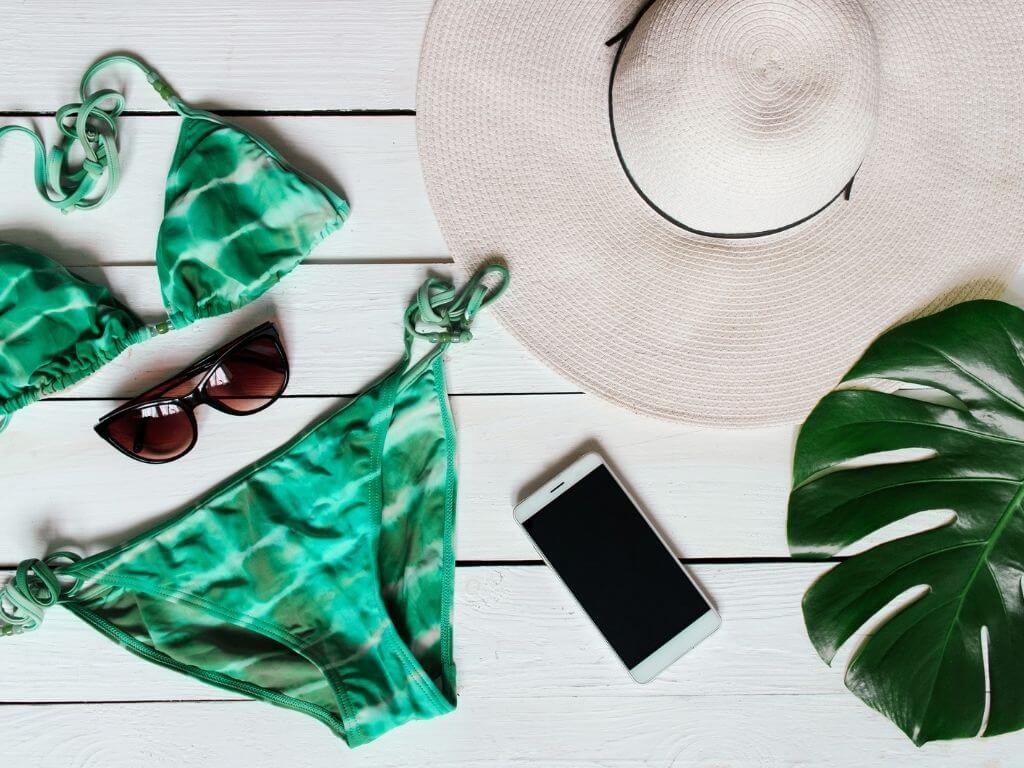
[610,0,880,236]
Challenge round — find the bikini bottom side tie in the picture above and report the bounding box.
[0,553,82,636]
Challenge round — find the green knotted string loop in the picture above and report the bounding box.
[0,54,188,213]
[405,264,509,345]
[400,264,509,389]
[0,552,82,636]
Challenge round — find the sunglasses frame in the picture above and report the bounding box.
[94,322,289,464]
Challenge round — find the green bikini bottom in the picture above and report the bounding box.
[0,266,508,747]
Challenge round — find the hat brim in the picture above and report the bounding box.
[417,0,1024,426]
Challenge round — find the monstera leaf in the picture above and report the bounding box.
[789,300,1024,746]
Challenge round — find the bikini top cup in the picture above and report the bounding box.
[0,56,349,425]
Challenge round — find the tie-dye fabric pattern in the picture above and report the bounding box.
[157,113,349,325]
[0,242,151,417]
[45,353,459,747]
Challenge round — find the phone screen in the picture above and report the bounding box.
[521,464,711,669]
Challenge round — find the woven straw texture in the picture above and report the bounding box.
[417,0,1024,426]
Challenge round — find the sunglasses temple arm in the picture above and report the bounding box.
[177,324,278,389]
[132,415,149,454]
[116,343,231,411]
[102,324,279,420]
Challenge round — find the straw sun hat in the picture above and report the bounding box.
[417,0,1024,426]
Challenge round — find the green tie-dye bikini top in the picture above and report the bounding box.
[0,55,349,427]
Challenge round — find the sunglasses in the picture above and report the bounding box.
[95,322,289,463]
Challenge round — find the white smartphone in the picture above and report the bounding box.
[513,452,721,683]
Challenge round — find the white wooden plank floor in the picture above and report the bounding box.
[1,2,1020,765]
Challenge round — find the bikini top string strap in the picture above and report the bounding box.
[0,54,191,213]
[0,552,82,636]
[400,263,510,390]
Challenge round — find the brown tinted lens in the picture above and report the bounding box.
[105,403,194,462]
[205,334,287,413]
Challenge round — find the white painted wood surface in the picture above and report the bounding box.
[1,395,795,561]
[0,2,1019,765]
[0,118,447,262]
[6,264,573,397]
[7,695,1019,768]
[2,1,430,111]
[0,564,835,701]
[3,565,1020,765]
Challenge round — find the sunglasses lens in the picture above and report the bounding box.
[104,403,195,462]
[206,334,288,413]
